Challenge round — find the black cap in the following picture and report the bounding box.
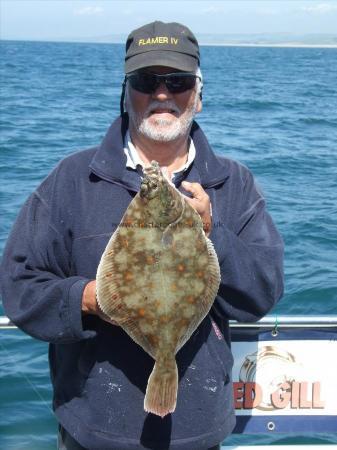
[125,21,200,74]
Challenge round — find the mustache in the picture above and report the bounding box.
[145,101,180,116]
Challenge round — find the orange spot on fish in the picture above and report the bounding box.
[171,283,177,291]
[138,308,146,317]
[160,315,169,323]
[186,218,194,227]
[112,293,118,301]
[186,295,195,304]
[124,218,133,227]
[148,334,159,345]
[177,264,185,272]
[105,272,112,278]
[196,270,204,278]
[124,271,133,281]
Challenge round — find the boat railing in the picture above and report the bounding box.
[2,314,337,328]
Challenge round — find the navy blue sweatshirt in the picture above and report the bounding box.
[0,117,284,449]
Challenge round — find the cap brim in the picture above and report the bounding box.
[125,50,198,73]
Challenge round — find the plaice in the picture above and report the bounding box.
[96,161,220,417]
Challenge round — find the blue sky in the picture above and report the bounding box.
[1,0,337,41]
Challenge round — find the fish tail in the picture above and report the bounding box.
[144,357,178,418]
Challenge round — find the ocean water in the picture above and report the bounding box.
[0,41,337,448]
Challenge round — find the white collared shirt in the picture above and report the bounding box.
[123,130,196,181]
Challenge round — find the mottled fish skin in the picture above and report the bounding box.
[96,161,220,417]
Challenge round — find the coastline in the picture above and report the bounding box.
[200,43,337,48]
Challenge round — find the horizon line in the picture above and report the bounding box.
[1,37,337,49]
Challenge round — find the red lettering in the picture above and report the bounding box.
[244,382,262,408]
[233,382,244,409]
[291,381,300,408]
[234,380,325,411]
[312,382,325,409]
[271,382,291,408]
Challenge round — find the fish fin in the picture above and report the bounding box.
[144,357,178,418]
[96,232,122,318]
[204,236,221,298]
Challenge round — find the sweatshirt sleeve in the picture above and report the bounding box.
[0,188,96,343]
[210,167,284,323]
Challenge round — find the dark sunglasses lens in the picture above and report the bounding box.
[128,73,157,94]
[128,73,197,94]
[166,75,196,93]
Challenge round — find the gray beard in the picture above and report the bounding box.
[127,96,199,142]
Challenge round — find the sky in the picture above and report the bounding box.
[1,0,337,42]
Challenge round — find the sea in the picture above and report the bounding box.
[0,41,336,448]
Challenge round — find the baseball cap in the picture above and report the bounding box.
[124,21,200,73]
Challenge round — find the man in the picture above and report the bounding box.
[0,21,284,450]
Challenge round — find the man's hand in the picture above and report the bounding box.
[82,280,119,326]
[181,181,212,236]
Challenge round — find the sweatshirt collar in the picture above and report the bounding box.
[89,115,229,190]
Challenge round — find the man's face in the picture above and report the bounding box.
[126,66,202,142]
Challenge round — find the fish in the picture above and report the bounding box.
[96,161,220,418]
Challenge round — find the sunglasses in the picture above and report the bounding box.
[126,72,200,94]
